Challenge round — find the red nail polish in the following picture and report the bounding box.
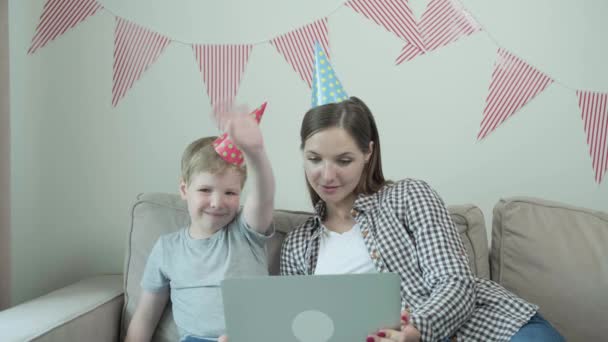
[401,315,409,323]
[366,337,374,342]
[377,331,386,337]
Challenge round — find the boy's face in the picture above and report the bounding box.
[180,169,243,234]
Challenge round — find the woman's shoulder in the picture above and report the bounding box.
[378,178,433,196]
[280,217,316,261]
[284,215,317,244]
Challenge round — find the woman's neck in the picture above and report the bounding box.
[323,194,357,233]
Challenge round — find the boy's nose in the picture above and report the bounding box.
[210,194,223,207]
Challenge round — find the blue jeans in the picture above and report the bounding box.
[510,313,565,341]
[441,313,564,342]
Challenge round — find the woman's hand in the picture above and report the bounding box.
[366,310,421,342]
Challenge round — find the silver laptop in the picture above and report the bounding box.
[221,273,401,342]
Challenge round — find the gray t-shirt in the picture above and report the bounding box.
[141,212,274,340]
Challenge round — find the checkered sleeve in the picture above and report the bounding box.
[401,180,476,341]
[280,226,308,276]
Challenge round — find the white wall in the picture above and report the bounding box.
[9,0,607,305]
[1,0,10,310]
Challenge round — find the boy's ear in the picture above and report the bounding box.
[179,179,188,199]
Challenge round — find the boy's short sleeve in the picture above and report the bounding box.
[237,212,275,248]
[141,238,170,291]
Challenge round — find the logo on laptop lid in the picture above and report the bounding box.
[292,310,334,342]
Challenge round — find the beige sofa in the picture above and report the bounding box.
[1,194,606,341]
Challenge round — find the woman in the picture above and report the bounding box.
[280,97,564,342]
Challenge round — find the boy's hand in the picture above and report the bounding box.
[214,105,264,155]
[218,335,229,342]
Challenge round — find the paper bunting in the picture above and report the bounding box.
[270,19,330,88]
[577,91,608,183]
[193,45,253,114]
[112,18,171,106]
[213,102,267,166]
[396,0,481,64]
[346,0,424,58]
[477,48,553,140]
[419,0,481,52]
[26,0,607,184]
[28,0,102,54]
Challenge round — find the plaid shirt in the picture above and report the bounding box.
[280,179,538,342]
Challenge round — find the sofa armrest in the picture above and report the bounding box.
[0,274,124,342]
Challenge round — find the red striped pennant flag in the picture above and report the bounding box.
[395,43,425,64]
[577,91,608,184]
[28,0,102,54]
[419,0,480,52]
[112,18,171,107]
[346,0,425,61]
[477,49,553,140]
[192,45,253,113]
[395,0,481,64]
[270,19,330,88]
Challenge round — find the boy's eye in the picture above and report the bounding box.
[225,191,238,196]
[198,188,212,193]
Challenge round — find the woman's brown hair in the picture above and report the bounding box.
[300,96,388,206]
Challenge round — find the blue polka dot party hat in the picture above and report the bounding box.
[311,41,349,108]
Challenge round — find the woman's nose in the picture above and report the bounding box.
[322,163,336,180]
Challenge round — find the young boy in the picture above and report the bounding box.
[125,108,275,342]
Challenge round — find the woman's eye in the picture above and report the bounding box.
[337,159,352,165]
[307,157,321,163]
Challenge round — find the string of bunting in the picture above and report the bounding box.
[27,0,607,184]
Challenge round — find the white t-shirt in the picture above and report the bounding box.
[314,223,378,275]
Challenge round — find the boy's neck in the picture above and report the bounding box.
[188,224,222,239]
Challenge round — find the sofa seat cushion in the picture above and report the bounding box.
[490,197,608,341]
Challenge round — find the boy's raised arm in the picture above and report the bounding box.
[218,107,275,233]
[241,145,274,233]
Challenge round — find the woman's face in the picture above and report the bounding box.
[303,127,372,207]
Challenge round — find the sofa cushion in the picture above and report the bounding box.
[122,193,489,341]
[490,197,608,341]
[448,204,491,280]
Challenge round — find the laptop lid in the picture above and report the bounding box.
[222,273,401,342]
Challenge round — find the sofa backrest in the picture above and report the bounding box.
[491,197,608,341]
[121,193,489,341]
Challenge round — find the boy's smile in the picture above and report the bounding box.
[180,169,243,238]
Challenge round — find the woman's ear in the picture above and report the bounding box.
[365,141,374,163]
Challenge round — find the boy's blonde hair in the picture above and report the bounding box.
[180,136,247,187]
